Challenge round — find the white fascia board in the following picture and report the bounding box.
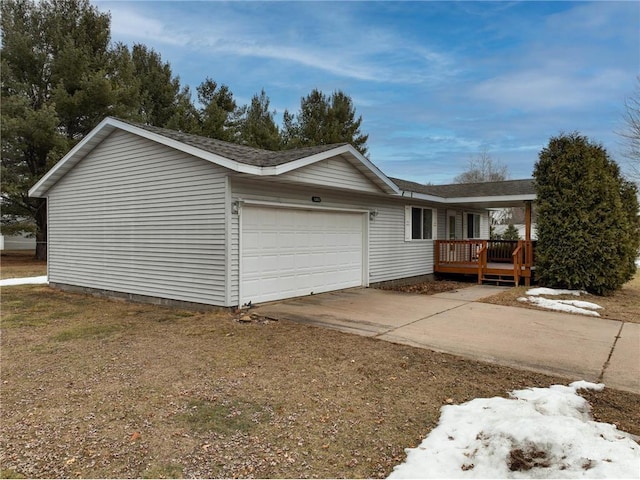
[268,144,401,194]
[30,118,400,197]
[394,191,536,206]
[444,194,536,204]
[29,117,264,197]
[106,118,262,174]
[396,191,447,204]
[29,117,115,197]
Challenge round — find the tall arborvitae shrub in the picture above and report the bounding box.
[533,133,639,296]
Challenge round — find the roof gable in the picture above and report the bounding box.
[28,116,535,206]
[29,117,399,197]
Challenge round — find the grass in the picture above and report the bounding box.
[1,283,639,479]
[481,272,640,323]
[1,251,46,279]
[1,254,639,477]
[177,399,267,434]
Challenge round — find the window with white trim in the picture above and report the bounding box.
[405,206,436,240]
[467,213,481,239]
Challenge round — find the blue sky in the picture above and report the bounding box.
[96,1,639,184]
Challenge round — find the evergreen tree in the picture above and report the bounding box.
[165,86,201,134]
[1,0,139,259]
[196,78,239,142]
[131,43,186,127]
[533,133,639,295]
[501,224,521,240]
[237,89,281,150]
[282,89,368,156]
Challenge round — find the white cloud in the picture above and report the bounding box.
[106,6,189,46]
[100,1,458,85]
[472,69,629,111]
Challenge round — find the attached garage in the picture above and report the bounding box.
[240,205,367,305]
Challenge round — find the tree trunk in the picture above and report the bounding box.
[34,198,47,261]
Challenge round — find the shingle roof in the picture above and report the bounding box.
[126,121,347,167]
[390,177,535,198]
[120,120,536,198]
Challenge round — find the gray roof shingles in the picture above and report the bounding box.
[124,119,534,198]
[129,121,347,167]
[390,177,535,198]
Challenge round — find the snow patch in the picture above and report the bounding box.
[0,276,48,286]
[519,287,603,317]
[519,296,602,317]
[388,382,639,479]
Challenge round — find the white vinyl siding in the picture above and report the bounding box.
[278,156,382,194]
[229,178,435,305]
[46,130,228,306]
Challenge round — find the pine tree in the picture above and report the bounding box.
[533,133,639,295]
[1,0,139,259]
[196,78,239,142]
[237,90,281,150]
[131,43,187,127]
[501,224,521,241]
[282,89,368,156]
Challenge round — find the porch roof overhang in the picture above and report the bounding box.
[391,177,536,208]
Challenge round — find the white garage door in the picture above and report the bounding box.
[241,206,365,304]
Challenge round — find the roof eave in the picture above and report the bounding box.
[30,118,400,197]
[395,191,536,208]
[29,117,263,197]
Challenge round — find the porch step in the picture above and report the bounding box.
[481,274,517,286]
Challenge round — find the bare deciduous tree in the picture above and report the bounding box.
[620,77,640,182]
[453,149,509,184]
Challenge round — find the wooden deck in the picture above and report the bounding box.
[435,240,536,286]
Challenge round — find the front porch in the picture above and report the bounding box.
[435,239,536,286]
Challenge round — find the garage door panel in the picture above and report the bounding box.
[241,206,364,304]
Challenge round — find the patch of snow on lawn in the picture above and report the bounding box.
[387,381,639,479]
[0,276,48,286]
[518,287,603,317]
[518,296,602,317]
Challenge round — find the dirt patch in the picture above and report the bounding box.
[508,445,550,471]
[377,279,474,295]
[1,285,639,479]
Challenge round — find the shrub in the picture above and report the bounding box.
[533,133,639,295]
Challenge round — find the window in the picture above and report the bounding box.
[407,206,434,240]
[467,213,481,239]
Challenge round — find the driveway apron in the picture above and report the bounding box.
[254,286,639,394]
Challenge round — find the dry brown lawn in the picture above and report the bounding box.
[1,251,46,280]
[1,255,639,478]
[481,272,640,323]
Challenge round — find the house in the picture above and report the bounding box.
[29,117,536,308]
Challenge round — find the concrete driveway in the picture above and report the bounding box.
[254,286,640,394]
